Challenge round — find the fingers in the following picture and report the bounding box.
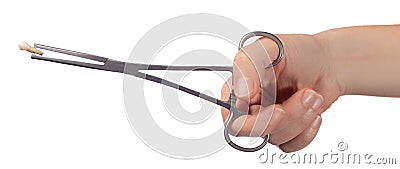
[222,82,324,147]
[222,82,324,152]
[279,115,322,152]
[228,105,285,137]
[222,80,324,141]
[268,88,324,145]
[266,90,323,153]
[230,88,323,138]
[221,77,284,137]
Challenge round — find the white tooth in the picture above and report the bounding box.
[18,42,44,55]
[18,41,31,51]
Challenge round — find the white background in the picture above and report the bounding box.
[1,0,399,168]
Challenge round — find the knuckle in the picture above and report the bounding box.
[266,108,283,132]
[300,118,313,129]
[300,111,318,126]
[285,109,296,121]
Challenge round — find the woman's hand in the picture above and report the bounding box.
[221,34,342,152]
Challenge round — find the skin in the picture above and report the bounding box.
[221,25,400,152]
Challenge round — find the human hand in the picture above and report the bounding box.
[221,34,342,152]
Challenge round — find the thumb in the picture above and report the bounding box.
[233,35,279,100]
[233,35,284,103]
[233,49,262,100]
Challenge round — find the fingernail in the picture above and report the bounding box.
[302,89,323,110]
[235,77,253,97]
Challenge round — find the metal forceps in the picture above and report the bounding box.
[27,31,284,152]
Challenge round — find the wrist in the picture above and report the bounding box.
[313,32,348,96]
